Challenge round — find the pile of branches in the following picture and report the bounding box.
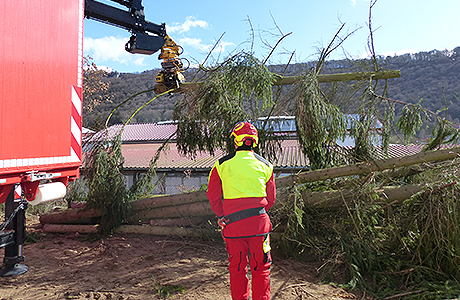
[272,158,460,299]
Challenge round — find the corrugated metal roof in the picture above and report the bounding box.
[272,140,308,168]
[122,143,225,170]
[121,141,441,171]
[93,123,452,171]
[93,123,177,143]
[373,144,424,158]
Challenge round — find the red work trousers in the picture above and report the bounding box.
[225,235,271,300]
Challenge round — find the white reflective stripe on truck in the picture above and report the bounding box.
[0,152,79,169]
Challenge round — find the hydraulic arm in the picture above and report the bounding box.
[84,0,186,91]
[84,0,166,54]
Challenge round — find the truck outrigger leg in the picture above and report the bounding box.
[0,185,28,277]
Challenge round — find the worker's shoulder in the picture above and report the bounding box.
[253,152,272,168]
[218,152,236,165]
[218,151,272,168]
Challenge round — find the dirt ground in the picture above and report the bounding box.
[0,217,373,300]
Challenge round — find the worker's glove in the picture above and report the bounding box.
[217,217,227,230]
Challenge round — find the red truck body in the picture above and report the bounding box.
[0,0,85,203]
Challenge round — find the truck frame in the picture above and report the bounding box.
[0,0,168,276]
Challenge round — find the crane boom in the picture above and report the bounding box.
[84,0,166,54]
[84,0,186,91]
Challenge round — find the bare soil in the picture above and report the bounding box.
[0,216,373,300]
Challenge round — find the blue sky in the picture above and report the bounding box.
[83,0,460,73]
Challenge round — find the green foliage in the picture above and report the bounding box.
[65,180,88,208]
[82,83,167,235]
[381,101,395,156]
[25,231,46,245]
[151,277,185,298]
[174,52,275,157]
[394,99,460,150]
[396,101,425,143]
[293,73,347,169]
[83,135,157,235]
[423,119,460,151]
[84,136,130,235]
[83,49,460,171]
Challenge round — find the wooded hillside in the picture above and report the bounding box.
[84,47,460,135]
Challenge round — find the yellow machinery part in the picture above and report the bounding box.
[158,35,181,62]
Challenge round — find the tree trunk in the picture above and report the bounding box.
[38,184,426,224]
[39,208,101,225]
[145,215,213,227]
[274,70,401,85]
[40,146,459,226]
[178,70,401,92]
[42,224,99,234]
[129,201,213,222]
[276,146,460,187]
[131,191,207,210]
[300,184,424,208]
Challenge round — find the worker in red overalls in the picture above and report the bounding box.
[207,121,276,300]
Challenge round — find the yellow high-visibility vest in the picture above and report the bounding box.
[211,150,273,199]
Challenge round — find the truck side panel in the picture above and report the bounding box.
[0,0,84,194]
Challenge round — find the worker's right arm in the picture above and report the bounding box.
[207,166,224,218]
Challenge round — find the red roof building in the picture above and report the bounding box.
[92,122,431,195]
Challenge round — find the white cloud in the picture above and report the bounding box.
[214,41,235,53]
[179,37,234,54]
[167,16,209,34]
[179,37,211,52]
[83,36,146,66]
[165,16,235,61]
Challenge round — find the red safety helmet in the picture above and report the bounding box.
[231,122,259,147]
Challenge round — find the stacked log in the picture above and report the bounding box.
[39,191,215,236]
[38,146,460,236]
[43,224,99,234]
[38,184,426,235]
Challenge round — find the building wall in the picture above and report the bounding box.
[124,170,209,195]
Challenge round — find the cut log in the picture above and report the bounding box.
[300,184,425,208]
[276,146,460,187]
[273,70,401,85]
[38,194,211,225]
[39,184,425,225]
[130,201,213,222]
[41,145,459,225]
[177,70,401,92]
[39,208,101,225]
[131,191,207,211]
[43,224,99,234]
[142,215,213,227]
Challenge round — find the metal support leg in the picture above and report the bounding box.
[0,185,28,277]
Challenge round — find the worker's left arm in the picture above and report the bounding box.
[265,172,276,211]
